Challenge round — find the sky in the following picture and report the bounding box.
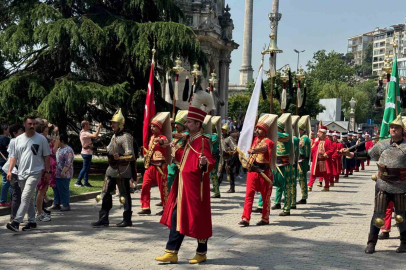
[225,0,406,84]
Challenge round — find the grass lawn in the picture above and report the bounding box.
[0,174,105,203]
[46,175,105,198]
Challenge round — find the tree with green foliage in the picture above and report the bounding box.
[307,50,355,84]
[0,0,206,141]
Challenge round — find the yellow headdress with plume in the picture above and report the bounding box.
[110,108,125,130]
[390,114,404,128]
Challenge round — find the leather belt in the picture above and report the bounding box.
[253,162,270,170]
[108,162,130,168]
[377,164,406,182]
[276,156,290,166]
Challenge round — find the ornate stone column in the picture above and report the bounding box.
[239,0,254,85]
[219,57,230,118]
[269,0,282,76]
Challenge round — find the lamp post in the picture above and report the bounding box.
[349,97,356,131]
[294,49,305,72]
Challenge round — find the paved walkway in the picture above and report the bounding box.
[0,161,405,269]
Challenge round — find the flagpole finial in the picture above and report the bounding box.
[152,48,156,63]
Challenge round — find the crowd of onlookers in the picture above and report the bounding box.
[1,117,75,231]
[222,116,244,133]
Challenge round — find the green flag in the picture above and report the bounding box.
[379,57,401,139]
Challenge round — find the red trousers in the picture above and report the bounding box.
[141,165,168,209]
[367,160,370,166]
[318,175,335,185]
[381,201,394,233]
[355,161,364,171]
[309,173,331,188]
[242,170,272,223]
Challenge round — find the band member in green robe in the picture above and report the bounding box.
[290,116,300,210]
[209,116,223,198]
[167,110,188,192]
[257,114,294,216]
[296,115,311,205]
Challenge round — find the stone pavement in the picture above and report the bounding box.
[0,161,405,269]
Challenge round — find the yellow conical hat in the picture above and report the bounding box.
[174,110,188,127]
[389,114,404,128]
[110,108,125,129]
[222,122,229,131]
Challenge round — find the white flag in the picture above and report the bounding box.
[238,68,263,159]
[164,72,172,103]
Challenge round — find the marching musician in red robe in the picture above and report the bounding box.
[332,131,343,183]
[139,112,171,216]
[308,126,334,191]
[156,91,215,265]
[365,132,373,166]
[238,114,277,227]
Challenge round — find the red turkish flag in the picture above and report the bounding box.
[143,63,156,155]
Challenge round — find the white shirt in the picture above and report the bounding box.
[9,132,51,178]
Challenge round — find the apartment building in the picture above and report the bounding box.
[372,23,406,75]
[347,31,374,65]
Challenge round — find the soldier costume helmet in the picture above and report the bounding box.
[389,114,404,128]
[221,122,229,132]
[110,108,125,130]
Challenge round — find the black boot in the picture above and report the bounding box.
[378,232,390,240]
[138,209,151,215]
[365,234,378,254]
[396,231,406,253]
[91,212,109,227]
[116,211,133,227]
[296,199,307,205]
[271,204,281,210]
[226,184,235,193]
[252,207,262,213]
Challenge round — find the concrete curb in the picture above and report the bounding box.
[0,191,101,216]
[0,183,143,217]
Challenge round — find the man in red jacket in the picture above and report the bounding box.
[332,131,343,183]
[308,126,334,191]
[365,132,373,166]
[139,112,171,216]
[156,91,215,264]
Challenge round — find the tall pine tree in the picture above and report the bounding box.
[0,0,206,137]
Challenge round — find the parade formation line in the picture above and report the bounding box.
[0,161,404,270]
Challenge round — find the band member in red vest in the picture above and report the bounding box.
[156,91,215,264]
[308,126,333,191]
[139,112,171,216]
[332,131,343,183]
[365,132,373,166]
